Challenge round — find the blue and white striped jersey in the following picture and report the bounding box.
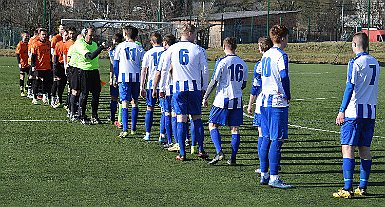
[114,40,145,83]
[157,49,173,96]
[212,54,248,109]
[159,40,208,93]
[344,52,380,119]
[142,46,164,89]
[260,47,290,107]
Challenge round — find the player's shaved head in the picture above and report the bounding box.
[269,25,289,44]
[258,37,273,52]
[352,32,369,51]
[150,32,162,45]
[223,37,237,51]
[122,25,138,40]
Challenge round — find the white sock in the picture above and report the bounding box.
[270,175,279,181]
[261,172,269,178]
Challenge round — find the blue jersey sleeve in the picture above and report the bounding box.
[279,54,291,100]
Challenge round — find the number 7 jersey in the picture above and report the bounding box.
[114,40,145,83]
[212,54,248,109]
[345,52,380,119]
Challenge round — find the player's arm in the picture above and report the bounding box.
[113,46,120,82]
[140,52,150,98]
[202,59,221,107]
[15,43,22,68]
[278,54,291,101]
[84,42,106,60]
[30,46,37,71]
[336,60,356,125]
[201,49,209,94]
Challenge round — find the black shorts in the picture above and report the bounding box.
[20,66,30,74]
[80,69,101,94]
[35,70,52,80]
[69,66,81,90]
[54,63,66,79]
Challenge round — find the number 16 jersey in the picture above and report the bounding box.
[212,54,248,109]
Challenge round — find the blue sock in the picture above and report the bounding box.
[165,115,172,144]
[359,159,372,189]
[342,158,355,190]
[160,112,165,135]
[257,136,263,158]
[177,122,187,156]
[193,119,204,151]
[131,107,139,131]
[110,100,118,121]
[190,119,196,146]
[231,134,241,159]
[269,140,283,175]
[210,128,222,154]
[145,110,153,133]
[172,116,177,143]
[122,108,128,132]
[259,137,271,173]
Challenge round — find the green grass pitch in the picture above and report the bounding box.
[0,56,384,206]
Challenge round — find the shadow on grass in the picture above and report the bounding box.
[280,170,385,175]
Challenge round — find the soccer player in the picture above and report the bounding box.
[30,28,52,105]
[258,25,294,189]
[16,30,30,97]
[152,34,177,149]
[73,26,106,124]
[108,32,124,128]
[158,24,209,161]
[333,32,380,199]
[62,27,77,113]
[51,24,65,55]
[113,26,145,138]
[202,37,248,165]
[27,28,40,98]
[51,29,68,108]
[247,37,273,172]
[140,32,164,141]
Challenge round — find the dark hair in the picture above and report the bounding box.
[39,28,47,33]
[353,32,369,51]
[150,32,162,44]
[113,33,123,44]
[67,27,77,33]
[21,30,29,35]
[123,25,138,40]
[223,37,237,51]
[269,25,289,44]
[258,36,273,52]
[163,34,176,46]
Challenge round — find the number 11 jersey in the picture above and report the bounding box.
[114,40,145,83]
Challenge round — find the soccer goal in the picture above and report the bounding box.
[60,19,177,49]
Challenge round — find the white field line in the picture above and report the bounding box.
[242,106,385,139]
[0,119,67,122]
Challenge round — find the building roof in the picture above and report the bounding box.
[171,10,299,21]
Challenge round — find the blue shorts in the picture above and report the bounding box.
[119,82,140,102]
[160,95,173,113]
[260,106,288,140]
[172,91,202,115]
[341,118,375,147]
[146,89,158,107]
[110,85,119,97]
[209,106,243,126]
[253,113,261,127]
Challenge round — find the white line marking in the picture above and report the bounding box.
[0,120,67,122]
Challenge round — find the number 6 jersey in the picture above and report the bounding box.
[212,54,248,109]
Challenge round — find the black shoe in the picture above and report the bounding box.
[91,117,102,124]
[209,151,225,165]
[197,150,209,159]
[80,118,90,125]
[227,157,236,165]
